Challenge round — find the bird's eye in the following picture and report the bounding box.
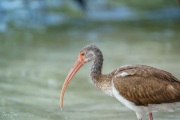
[81,53,85,56]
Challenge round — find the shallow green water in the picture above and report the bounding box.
[1,23,180,120]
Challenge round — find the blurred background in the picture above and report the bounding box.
[0,0,180,120]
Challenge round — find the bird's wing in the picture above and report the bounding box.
[111,65,180,106]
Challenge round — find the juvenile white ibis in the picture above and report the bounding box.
[60,45,180,120]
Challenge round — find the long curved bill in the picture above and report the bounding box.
[60,58,85,109]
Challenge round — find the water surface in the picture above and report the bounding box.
[0,24,180,120]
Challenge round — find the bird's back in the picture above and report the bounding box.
[111,65,180,107]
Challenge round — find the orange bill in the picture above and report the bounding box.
[60,58,85,109]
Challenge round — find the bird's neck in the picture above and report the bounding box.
[90,53,103,82]
[90,53,113,96]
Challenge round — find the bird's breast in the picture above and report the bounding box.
[91,74,113,96]
[100,83,113,96]
[93,81,113,96]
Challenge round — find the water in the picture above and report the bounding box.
[0,23,180,120]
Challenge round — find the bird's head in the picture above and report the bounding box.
[79,45,98,63]
[60,45,100,109]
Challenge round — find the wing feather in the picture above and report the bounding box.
[112,65,180,106]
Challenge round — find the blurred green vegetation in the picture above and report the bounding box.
[48,0,180,18]
[1,20,180,41]
[109,0,179,10]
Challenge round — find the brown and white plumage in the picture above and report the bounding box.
[60,45,180,120]
[111,65,180,119]
[112,65,180,106]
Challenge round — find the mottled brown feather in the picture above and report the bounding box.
[112,65,180,106]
